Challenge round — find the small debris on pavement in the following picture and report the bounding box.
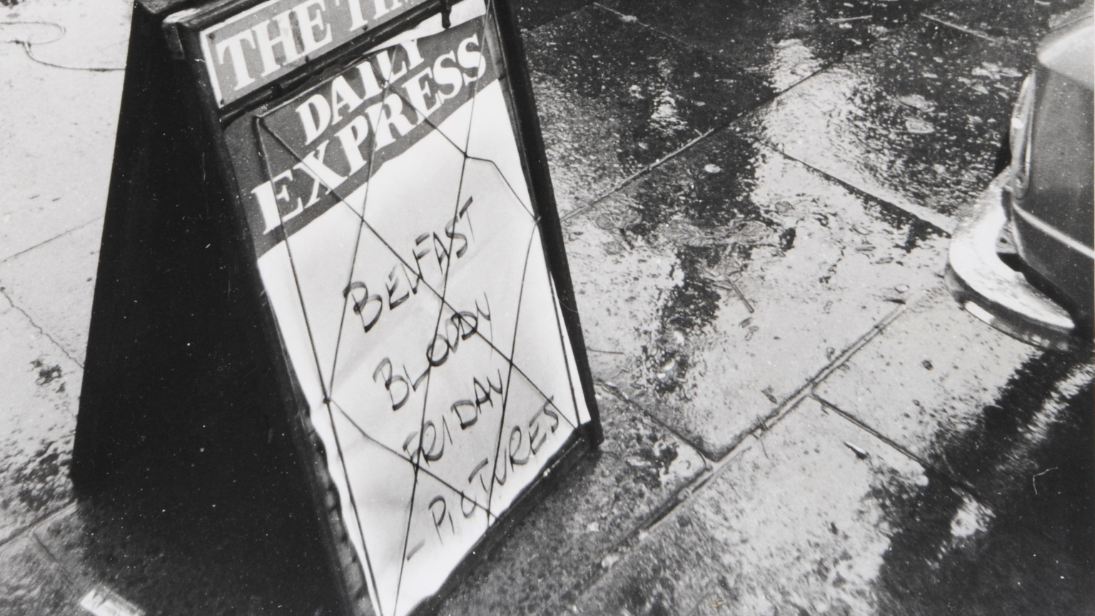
[79,587,144,616]
[896,94,935,111]
[844,441,870,460]
[905,118,936,134]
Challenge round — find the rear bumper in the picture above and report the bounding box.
[946,174,1081,351]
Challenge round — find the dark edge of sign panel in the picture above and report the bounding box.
[488,0,602,444]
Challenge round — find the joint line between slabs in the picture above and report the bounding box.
[0,287,84,369]
[655,300,910,513]
[577,301,915,591]
[0,216,103,266]
[561,128,716,222]
[811,393,986,502]
[597,382,716,466]
[0,501,77,553]
[543,455,713,611]
[753,143,953,234]
[921,13,1003,43]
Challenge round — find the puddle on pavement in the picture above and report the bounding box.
[566,130,946,457]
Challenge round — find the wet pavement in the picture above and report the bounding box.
[1,0,1092,614]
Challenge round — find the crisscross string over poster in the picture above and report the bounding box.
[221,2,594,613]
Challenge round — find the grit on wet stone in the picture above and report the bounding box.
[571,398,939,615]
[525,4,770,215]
[564,129,946,458]
[926,0,1091,44]
[0,538,84,616]
[734,19,1035,231]
[598,0,933,92]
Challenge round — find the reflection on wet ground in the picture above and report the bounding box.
[565,129,947,457]
[734,19,1034,230]
[875,380,1094,616]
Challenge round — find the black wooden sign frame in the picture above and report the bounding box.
[73,0,601,613]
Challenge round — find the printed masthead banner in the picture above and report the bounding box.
[200,0,431,106]
[242,15,497,255]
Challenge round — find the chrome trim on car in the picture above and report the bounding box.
[1011,202,1095,260]
[946,174,1079,351]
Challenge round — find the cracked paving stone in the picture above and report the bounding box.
[564,129,947,458]
[733,19,1036,232]
[566,398,1094,616]
[0,218,101,366]
[526,4,771,215]
[0,293,81,544]
[432,395,705,615]
[0,537,84,616]
[599,0,933,92]
[814,285,1095,510]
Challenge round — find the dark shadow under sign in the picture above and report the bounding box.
[73,0,601,614]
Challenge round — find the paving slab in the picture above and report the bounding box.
[0,292,81,545]
[0,536,84,616]
[568,398,932,615]
[0,0,128,262]
[814,284,1095,507]
[925,0,1090,45]
[599,0,933,92]
[433,394,706,615]
[526,4,771,214]
[568,397,1094,615]
[733,19,1034,232]
[0,218,102,366]
[564,129,947,458]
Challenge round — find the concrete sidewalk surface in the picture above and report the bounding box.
[1,0,1092,614]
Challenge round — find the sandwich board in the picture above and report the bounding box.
[72,0,601,614]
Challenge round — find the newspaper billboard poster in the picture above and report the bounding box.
[221,3,595,614]
[77,0,598,613]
